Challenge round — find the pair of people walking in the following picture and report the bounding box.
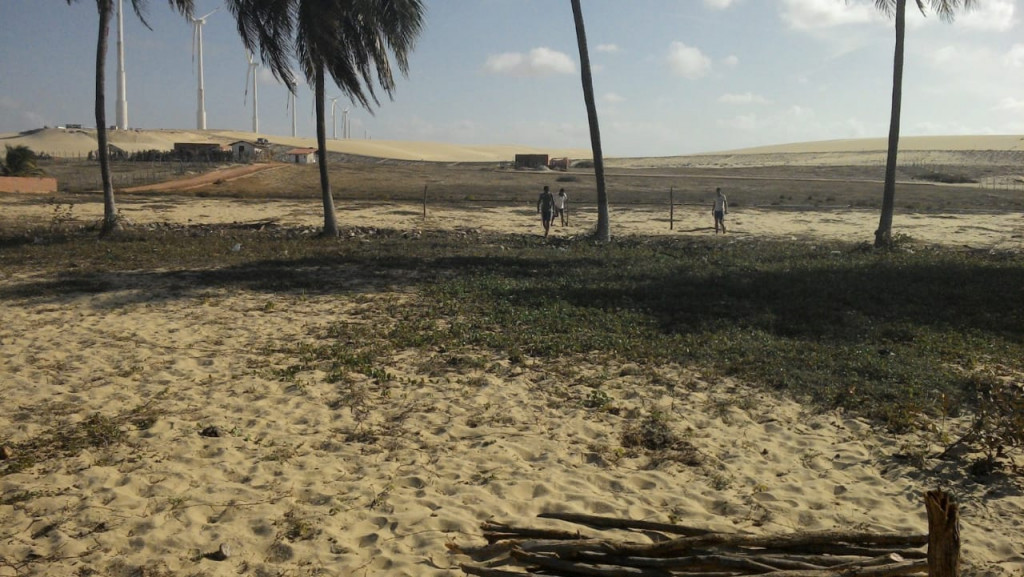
[537,186,568,237]
[535,185,727,236]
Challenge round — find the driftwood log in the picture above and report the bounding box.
[454,491,961,577]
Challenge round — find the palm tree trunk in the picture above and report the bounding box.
[95,0,120,237]
[315,67,339,236]
[570,0,609,242]
[875,0,906,247]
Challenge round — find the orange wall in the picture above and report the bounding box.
[0,177,58,194]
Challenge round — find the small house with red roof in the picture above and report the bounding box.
[285,148,317,164]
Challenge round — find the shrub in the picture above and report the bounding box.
[967,379,1024,473]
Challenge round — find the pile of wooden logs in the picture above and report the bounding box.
[451,490,959,577]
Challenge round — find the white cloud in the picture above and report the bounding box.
[995,97,1024,111]
[722,55,739,68]
[703,0,735,9]
[667,42,712,79]
[779,0,880,30]
[719,92,771,105]
[256,67,278,84]
[485,52,524,74]
[596,44,620,53]
[484,47,575,77]
[957,0,1016,31]
[603,93,626,104]
[720,113,759,131]
[1005,44,1024,67]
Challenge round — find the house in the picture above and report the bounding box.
[230,140,264,161]
[515,154,549,169]
[285,148,317,164]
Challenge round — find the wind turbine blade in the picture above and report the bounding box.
[198,8,217,21]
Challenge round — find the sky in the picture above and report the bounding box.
[1,0,1022,157]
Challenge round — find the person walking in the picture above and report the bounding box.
[713,187,728,234]
[537,185,556,237]
[556,188,569,226]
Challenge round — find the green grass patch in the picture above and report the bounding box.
[3,226,1022,439]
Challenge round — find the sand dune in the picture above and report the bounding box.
[0,127,591,163]
[3,126,1023,164]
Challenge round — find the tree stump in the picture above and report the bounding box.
[926,490,960,577]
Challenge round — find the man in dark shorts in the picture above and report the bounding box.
[713,187,728,234]
[537,185,555,237]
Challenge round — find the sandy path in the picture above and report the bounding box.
[120,163,288,193]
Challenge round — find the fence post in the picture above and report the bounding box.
[669,187,674,231]
[926,489,960,577]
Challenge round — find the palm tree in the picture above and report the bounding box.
[229,0,425,236]
[1,145,45,177]
[66,0,194,237]
[570,0,610,242]
[871,0,975,247]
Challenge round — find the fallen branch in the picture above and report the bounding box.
[603,530,927,558]
[482,521,595,543]
[538,512,719,537]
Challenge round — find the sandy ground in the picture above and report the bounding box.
[1,129,1023,576]
[1,193,1023,577]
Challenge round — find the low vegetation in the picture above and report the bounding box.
[2,223,1021,475]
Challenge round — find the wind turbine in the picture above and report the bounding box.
[244,51,259,134]
[342,107,350,140]
[287,92,297,137]
[191,8,217,130]
[115,0,128,130]
[329,96,340,140]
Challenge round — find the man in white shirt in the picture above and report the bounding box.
[713,187,728,234]
[557,188,568,227]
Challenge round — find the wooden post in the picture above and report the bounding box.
[669,187,674,230]
[926,490,960,577]
[422,184,428,219]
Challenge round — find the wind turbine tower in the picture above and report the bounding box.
[329,96,340,140]
[288,92,297,137]
[245,51,260,133]
[115,0,128,130]
[191,9,217,130]
[342,107,350,139]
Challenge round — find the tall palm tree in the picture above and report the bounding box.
[871,0,975,247]
[1,145,45,177]
[229,0,425,236]
[570,0,610,242]
[66,0,194,237]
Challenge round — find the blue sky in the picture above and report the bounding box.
[1,0,1021,156]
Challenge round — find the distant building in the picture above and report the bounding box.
[285,148,317,164]
[230,140,265,161]
[515,154,549,169]
[107,144,129,160]
[548,157,569,171]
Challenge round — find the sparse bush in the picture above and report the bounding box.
[966,379,1024,474]
[622,410,676,451]
[582,389,612,410]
